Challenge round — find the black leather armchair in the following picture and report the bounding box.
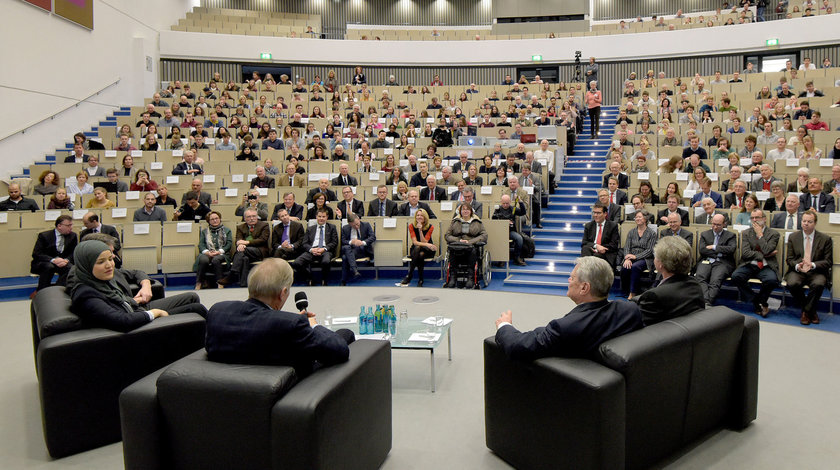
[30,286,206,458]
[484,306,759,470]
[120,339,392,470]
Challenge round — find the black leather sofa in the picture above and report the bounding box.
[484,306,759,470]
[120,339,392,470]
[30,286,206,458]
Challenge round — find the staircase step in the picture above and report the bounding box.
[503,273,570,288]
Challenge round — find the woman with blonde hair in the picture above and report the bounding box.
[85,187,116,209]
[798,135,822,160]
[658,155,684,175]
[67,171,94,195]
[398,208,437,287]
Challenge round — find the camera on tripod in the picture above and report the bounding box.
[572,51,583,82]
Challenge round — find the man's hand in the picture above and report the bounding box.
[236,244,246,252]
[350,238,364,247]
[281,240,292,249]
[52,258,68,268]
[622,259,633,269]
[311,247,325,255]
[595,245,607,254]
[495,310,513,328]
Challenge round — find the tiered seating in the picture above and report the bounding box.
[171,7,320,38]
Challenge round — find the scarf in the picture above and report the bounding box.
[204,224,227,251]
[72,241,136,312]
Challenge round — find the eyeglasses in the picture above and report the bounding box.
[750,216,765,220]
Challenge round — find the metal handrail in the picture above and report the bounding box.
[0,78,122,143]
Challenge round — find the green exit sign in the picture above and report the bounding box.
[260,52,272,60]
[765,38,779,47]
[531,54,543,62]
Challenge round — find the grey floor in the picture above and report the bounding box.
[4,286,840,469]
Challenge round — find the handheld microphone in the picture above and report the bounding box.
[294,291,309,312]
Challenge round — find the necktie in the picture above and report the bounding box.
[610,192,615,204]
[737,196,742,207]
[343,176,347,185]
[379,202,385,216]
[290,176,294,185]
[812,195,818,210]
[430,189,434,201]
[281,224,289,243]
[318,225,325,248]
[596,223,603,245]
[57,234,64,253]
[803,235,812,266]
[787,214,794,229]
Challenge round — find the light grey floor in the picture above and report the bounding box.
[4,286,840,469]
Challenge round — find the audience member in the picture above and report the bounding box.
[194,211,233,289]
[30,215,77,293]
[398,209,437,287]
[695,214,737,306]
[633,236,705,325]
[493,194,527,266]
[340,213,375,286]
[133,192,168,222]
[785,210,832,325]
[292,208,338,286]
[730,209,780,317]
[800,177,835,213]
[619,210,657,300]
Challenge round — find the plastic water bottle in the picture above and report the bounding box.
[359,306,366,334]
[365,306,374,335]
[388,306,396,335]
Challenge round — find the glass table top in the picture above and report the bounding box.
[328,317,451,349]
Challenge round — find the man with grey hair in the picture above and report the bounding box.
[770,194,802,230]
[695,197,729,225]
[695,214,737,306]
[494,256,643,359]
[452,187,483,218]
[219,208,270,287]
[632,236,705,325]
[250,165,275,189]
[731,208,780,317]
[205,258,353,375]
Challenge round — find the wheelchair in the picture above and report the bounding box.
[442,241,491,289]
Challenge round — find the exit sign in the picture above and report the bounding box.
[765,38,779,47]
[260,52,272,60]
[531,54,543,62]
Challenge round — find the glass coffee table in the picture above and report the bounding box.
[328,318,452,392]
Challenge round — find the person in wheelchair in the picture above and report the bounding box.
[444,203,488,289]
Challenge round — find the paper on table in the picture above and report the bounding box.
[383,218,397,228]
[707,173,718,181]
[369,172,380,180]
[356,333,389,341]
[176,222,192,233]
[718,159,728,167]
[383,148,393,155]
[421,317,453,326]
[133,224,150,235]
[638,172,650,180]
[786,159,799,167]
[203,174,216,183]
[754,191,770,201]
[676,173,688,181]
[247,174,257,181]
[480,186,492,194]
[447,186,457,194]
[125,191,140,200]
[72,209,87,219]
[111,208,127,218]
[330,317,357,325]
[257,187,268,196]
[440,201,453,211]
[172,149,183,157]
[225,188,238,197]
[820,158,833,167]
[150,162,163,170]
[130,150,142,158]
[523,186,534,195]
[408,332,441,342]
[829,213,840,224]
[104,150,117,158]
[683,189,697,199]
[44,210,61,221]
[0,213,6,223]
[166,176,179,184]
[231,174,244,183]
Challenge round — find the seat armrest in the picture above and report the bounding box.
[122,313,206,376]
[120,363,171,470]
[272,339,392,470]
[733,316,759,429]
[484,337,625,470]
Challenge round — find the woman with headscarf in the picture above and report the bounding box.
[70,240,207,332]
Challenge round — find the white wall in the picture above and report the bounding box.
[0,0,195,179]
[160,14,840,66]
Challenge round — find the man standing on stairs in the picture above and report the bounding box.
[581,202,620,268]
[585,80,603,139]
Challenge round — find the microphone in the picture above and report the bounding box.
[295,291,309,312]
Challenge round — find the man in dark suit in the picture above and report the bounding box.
[799,177,835,213]
[730,209,780,317]
[451,151,474,174]
[450,187,484,218]
[336,186,365,219]
[293,209,338,286]
[367,184,398,217]
[494,256,643,360]
[340,213,375,285]
[723,180,750,209]
[694,198,729,225]
[690,178,723,209]
[306,178,338,203]
[785,210,833,325]
[770,194,802,230]
[205,258,352,376]
[409,162,431,187]
[397,190,436,218]
[171,151,204,175]
[419,175,447,201]
[656,194,690,226]
[272,192,305,221]
[271,208,305,260]
[80,212,122,253]
[30,215,78,292]
[580,202,620,267]
[660,212,693,246]
[605,179,627,206]
[64,143,90,163]
[331,163,358,187]
[633,236,705,325]
[602,162,629,189]
[597,189,622,222]
[694,214,737,306]
[220,208,270,287]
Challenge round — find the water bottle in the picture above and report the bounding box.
[359,306,366,334]
[388,306,396,336]
[365,306,374,335]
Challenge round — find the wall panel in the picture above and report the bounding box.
[592,0,723,21]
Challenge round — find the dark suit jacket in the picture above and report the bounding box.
[581,220,620,267]
[303,222,339,254]
[397,202,436,219]
[697,229,737,268]
[494,299,643,360]
[419,186,447,201]
[31,230,78,272]
[740,226,780,274]
[694,210,729,225]
[337,199,365,219]
[633,274,706,326]
[271,203,305,221]
[723,192,750,209]
[205,298,349,375]
[64,154,90,163]
[690,190,723,208]
[235,221,270,258]
[341,222,375,257]
[306,188,337,203]
[656,208,690,227]
[602,173,629,189]
[799,192,836,213]
[451,161,474,173]
[331,174,359,187]
[80,224,122,252]
[660,228,693,247]
[271,220,305,256]
[785,230,832,276]
[607,203,622,222]
[608,189,628,206]
[70,284,152,333]
[367,198,398,217]
[172,162,204,175]
[770,211,802,230]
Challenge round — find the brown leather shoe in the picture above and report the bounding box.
[800,312,811,325]
[760,304,770,317]
[810,312,820,324]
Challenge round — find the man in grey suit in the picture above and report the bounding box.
[694,198,729,225]
[340,213,375,285]
[730,208,780,316]
[770,194,802,230]
[450,187,483,218]
[749,164,780,192]
[520,163,543,228]
[694,214,737,306]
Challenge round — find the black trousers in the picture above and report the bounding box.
[230,247,264,286]
[406,246,435,281]
[195,254,228,284]
[785,271,827,315]
[294,250,332,283]
[32,262,71,291]
[588,106,601,138]
[146,292,208,317]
